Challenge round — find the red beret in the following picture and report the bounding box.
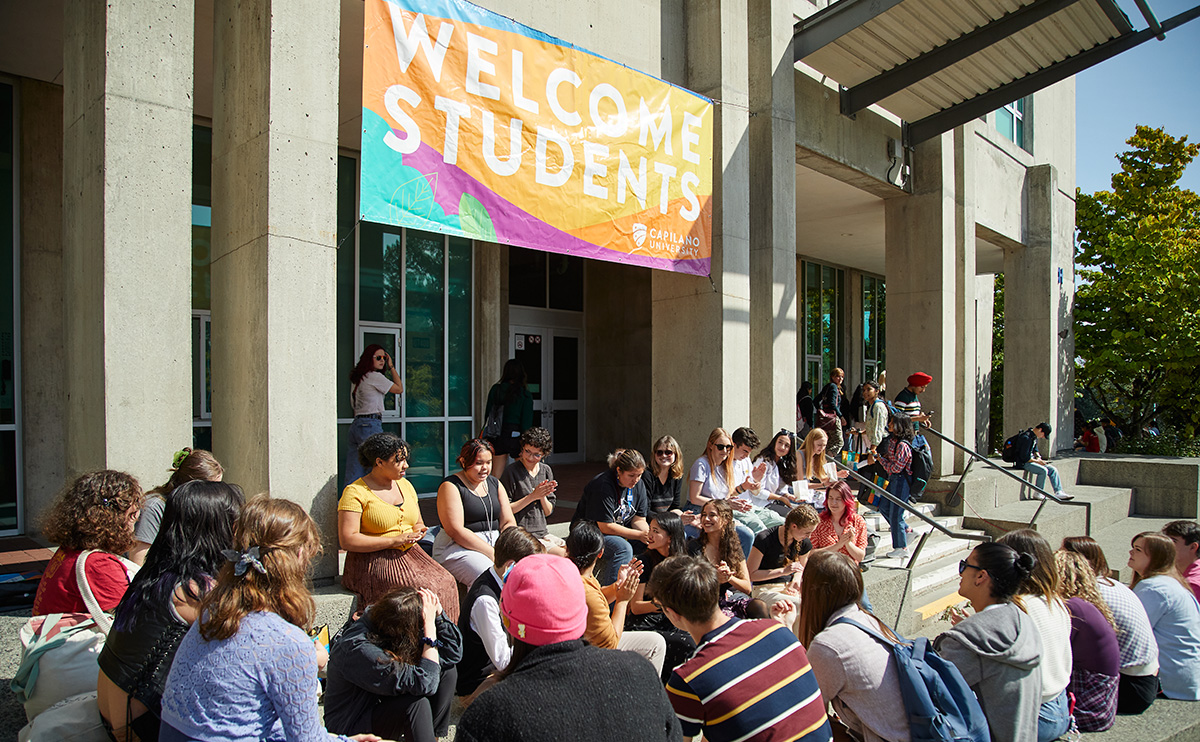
[907,372,933,386]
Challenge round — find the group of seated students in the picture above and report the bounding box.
[27,431,1200,742]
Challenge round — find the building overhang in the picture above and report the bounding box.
[795,0,1200,146]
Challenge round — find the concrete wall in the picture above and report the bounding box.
[18,80,65,533]
[1078,457,1200,519]
[585,262,652,458]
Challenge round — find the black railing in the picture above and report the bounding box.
[922,425,1084,527]
[833,459,990,570]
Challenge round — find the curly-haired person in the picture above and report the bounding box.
[33,470,143,615]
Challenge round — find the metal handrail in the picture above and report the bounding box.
[921,425,1080,526]
[833,458,990,570]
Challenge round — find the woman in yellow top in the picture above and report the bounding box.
[338,432,460,620]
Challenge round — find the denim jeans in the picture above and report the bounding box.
[1023,460,1063,495]
[880,474,912,550]
[1037,689,1071,742]
[344,416,383,488]
[599,534,647,585]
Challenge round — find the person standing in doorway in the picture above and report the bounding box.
[817,369,849,458]
[483,359,534,477]
[893,372,932,427]
[345,345,403,488]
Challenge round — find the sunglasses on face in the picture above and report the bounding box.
[714,444,733,452]
[958,560,983,575]
[374,355,385,361]
[655,449,675,457]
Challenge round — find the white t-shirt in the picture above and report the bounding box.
[352,371,394,415]
[689,456,731,501]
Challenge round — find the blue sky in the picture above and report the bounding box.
[1075,0,1200,195]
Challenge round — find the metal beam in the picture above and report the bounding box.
[793,0,907,61]
[1134,0,1166,39]
[904,4,1200,146]
[841,0,1084,117]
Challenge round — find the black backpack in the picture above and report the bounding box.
[1001,429,1037,466]
[909,435,933,498]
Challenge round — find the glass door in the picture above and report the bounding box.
[510,326,584,464]
[358,325,402,421]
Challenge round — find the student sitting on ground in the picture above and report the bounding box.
[573,448,651,585]
[937,542,1042,742]
[625,511,698,683]
[1060,536,1159,715]
[1128,531,1200,701]
[747,504,818,632]
[499,427,565,554]
[798,551,912,742]
[455,527,544,701]
[643,435,686,513]
[1162,520,1200,603]
[325,587,462,742]
[725,427,784,533]
[997,529,1074,741]
[566,521,667,677]
[687,500,768,619]
[751,429,802,517]
[455,555,681,742]
[650,555,833,742]
[1055,550,1120,731]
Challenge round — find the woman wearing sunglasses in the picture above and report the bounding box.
[345,344,403,487]
[686,428,754,558]
[935,542,1044,742]
[643,435,684,513]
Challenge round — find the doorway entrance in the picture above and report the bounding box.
[509,319,585,464]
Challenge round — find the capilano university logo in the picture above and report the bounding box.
[630,222,702,258]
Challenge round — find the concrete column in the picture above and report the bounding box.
[1004,164,1074,451]
[651,0,751,457]
[475,243,505,426]
[20,80,65,531]
[747,0,797,436]
[62,1,194,485]
[975,274,996,452]
[952,127,977,467]
[210,0,340,578]
[884,133,960,477]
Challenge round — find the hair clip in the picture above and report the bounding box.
[171,448,193,470]
[221,546,267,577]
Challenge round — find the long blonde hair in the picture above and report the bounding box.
[705,428,734,492]
[1055,550,1117,630]
[800,428,832,483]
[199,494,321,641]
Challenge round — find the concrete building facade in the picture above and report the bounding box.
[0,0,1076,577]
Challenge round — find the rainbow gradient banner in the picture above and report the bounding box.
[361,0,714,275]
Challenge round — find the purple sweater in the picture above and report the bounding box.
[1068,597,1120,677]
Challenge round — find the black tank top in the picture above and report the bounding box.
[444,474,502,532]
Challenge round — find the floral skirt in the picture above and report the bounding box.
[342,545,460,622]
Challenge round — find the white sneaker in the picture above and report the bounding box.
[886,548,908,560]
[1056,491,1074,501]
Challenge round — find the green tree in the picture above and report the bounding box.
[1075,126,1200,436]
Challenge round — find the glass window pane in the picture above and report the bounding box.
[509,247,547,307]
[863,277,874,362]
[0,83,13,427]
[552,336,578,400]
[337,156,357,420]
[554,410,579,455]
[878,281,886,370]
[360,225,403,324]
[406,421,445,494]
[1014,117,1024,149]
[805,262,820,358]
[448,421,474,475]
[192,425,213,454]
[821,266,835,376]
[405,231,445,417]
[514,334,542,400]
[191,209,211,311]
[806,360,822,389]
[448,238,472,417]
[192,125,212,208]
[996,108,1014,142]
[548,254,583,311]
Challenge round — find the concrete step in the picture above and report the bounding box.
[961,480,1131,544]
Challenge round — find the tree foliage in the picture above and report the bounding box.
[1075,126,1200,435]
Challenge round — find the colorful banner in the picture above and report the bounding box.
[361,0,714,275]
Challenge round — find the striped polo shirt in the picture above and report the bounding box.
[666,618,832,742]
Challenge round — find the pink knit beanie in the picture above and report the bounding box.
[500,553,587,646]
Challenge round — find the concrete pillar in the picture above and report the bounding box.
[19,80,65,532]
[747,0,797,436]
[884,133,961,477]
[210,0,340,578]
[1004,164,1074,451]
[651,0,751,457]
[62,1,194,485]
[952,127,977,467]
[975,274,996,452]
[475,243,506,426]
